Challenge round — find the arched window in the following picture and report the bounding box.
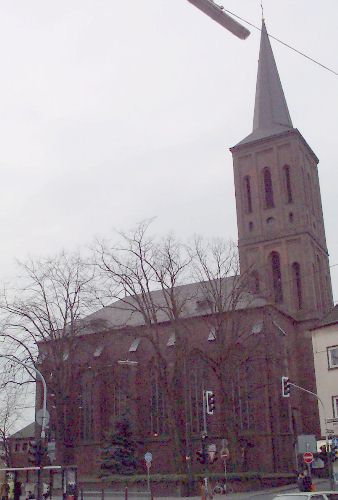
[316,255,324,310]
[292,262,302,310]
[112,364,131,419]
[188,355,209,435]
[250,270,260,294]
[270,251,283,303]
[263,167,274,208]
[80,372,94,441]
[283,165,293,203]
[243,175,252,213]
[150,364,166,436]
[308,173,315,214]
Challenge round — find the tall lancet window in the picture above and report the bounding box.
[149,363,166,436]
[291,262,302,310]
[263,167,274,208]
[243,175,253,213]
[283,165,293,203]
[270,251,283,303]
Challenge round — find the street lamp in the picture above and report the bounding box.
[187,0,250,39]
[0,355,48,439]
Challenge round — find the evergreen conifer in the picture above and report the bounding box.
[99,413,137,477]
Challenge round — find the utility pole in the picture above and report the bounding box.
[201,390,209,498]
[282,377,334,489]
[201,390,216,499]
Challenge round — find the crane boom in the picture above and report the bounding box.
[187,0,250,39]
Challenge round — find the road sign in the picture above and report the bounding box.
[303,452,314,464]
[36,409,50,427]
[144,452,152,463]
[332,437,338,448]
[221,447,230,460]
[208,443,216,462]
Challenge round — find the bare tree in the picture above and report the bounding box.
[94,221,196,474]
[186,237,261,467]
[0,387,25,467]
[0,251,99,464]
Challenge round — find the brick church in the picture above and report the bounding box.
[37,20,333,478]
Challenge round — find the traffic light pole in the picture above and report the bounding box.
[288,381,333,489]
[202,391,210,499]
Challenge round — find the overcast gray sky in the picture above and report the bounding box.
[1,0,337,431]
[0,0,337,307]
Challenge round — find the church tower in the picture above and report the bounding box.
[231,21,333,322]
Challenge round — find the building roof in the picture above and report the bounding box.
[79,276,268,335]
[10,422,35,440]
[235,20,294,147]
[313,304,338,329]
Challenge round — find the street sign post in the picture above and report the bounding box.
[207,444,216,463]
[303,452,314,464]
[144,452,152,493]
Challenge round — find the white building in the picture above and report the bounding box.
[312,305,338,437]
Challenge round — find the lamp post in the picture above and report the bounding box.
[1,355,48,439]
[1,355,48,500]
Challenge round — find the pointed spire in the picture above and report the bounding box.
[236,20,294,146]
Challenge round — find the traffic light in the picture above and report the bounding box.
[28,440,38,465]
[330,442,338,462]
[281,376,291,398]
[318,445,327,462]
[209,451,218,464]
[196,450,206,464]
[28,440,46,466]
[206,391,215,414]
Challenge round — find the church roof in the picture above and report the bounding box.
[10,422,36,440]
[314,304,338,329]
[79,277,268,335]
[236,20,294,147]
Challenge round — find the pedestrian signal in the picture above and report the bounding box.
[196,450,206,464]
[209,450,218,464]
[281,376,290,398]
[206,390,216,414]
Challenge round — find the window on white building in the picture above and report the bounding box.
[327,346,338,368]
[332,396,338,418]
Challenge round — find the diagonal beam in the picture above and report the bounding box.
[187,0,250,39]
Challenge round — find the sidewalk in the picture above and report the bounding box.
[222,478,329,499]
[156,478,329,500]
